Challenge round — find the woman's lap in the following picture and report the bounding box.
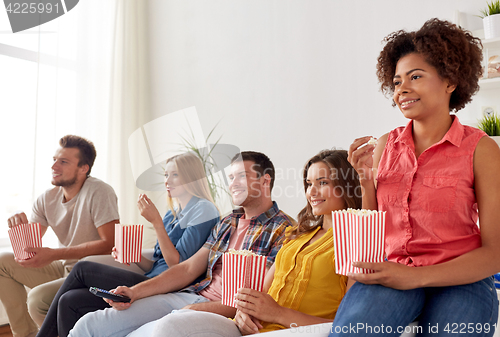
[329,277,499,337]
[418,277,499,336]
[330,282,424,336]
[38,260,151,337]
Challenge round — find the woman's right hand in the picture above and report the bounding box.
[235,310,263,335]
[137,194,163,229]
[111,247,130,266]
[348,136,376,182]
[111,247,118,260]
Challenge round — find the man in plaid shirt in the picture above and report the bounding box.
[66,151,295,337]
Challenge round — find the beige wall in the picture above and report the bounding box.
[145,0,499,217]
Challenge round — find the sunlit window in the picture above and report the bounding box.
[0,8,78,247]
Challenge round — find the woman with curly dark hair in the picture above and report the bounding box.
[330,19,500,337]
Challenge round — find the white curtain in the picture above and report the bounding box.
[0,0,156,247]
[106,0,158,247]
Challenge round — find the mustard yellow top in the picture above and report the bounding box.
[260,227,348,332]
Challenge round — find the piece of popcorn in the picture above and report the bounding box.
[335,208,380,216]
[226,248,261,256]
[367,137,377,145]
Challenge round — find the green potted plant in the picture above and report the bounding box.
[479,0,500,39]
[180,123,234,214]
[181,123,227,204]
[477,112,500,147]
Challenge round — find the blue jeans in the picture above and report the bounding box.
[329,277,499,336]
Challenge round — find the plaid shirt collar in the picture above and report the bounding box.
[229,201,280,228]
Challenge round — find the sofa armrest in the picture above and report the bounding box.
[142,248,155,261]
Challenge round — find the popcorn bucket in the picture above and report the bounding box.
[222,250,267,307]
[332,209,386,275]
[115,224,143,264]
[8,223,42,260]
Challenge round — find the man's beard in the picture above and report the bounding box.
[52,175,77,187]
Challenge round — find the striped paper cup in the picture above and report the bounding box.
[221,252,267,307]
[8,223,42,260]
[115,224,143,264]
[332,209,386,276]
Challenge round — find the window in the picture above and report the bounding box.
[0,7,78,247]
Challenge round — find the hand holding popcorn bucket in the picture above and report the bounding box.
[8,223,42,260]
[332,209,386,275]
[114,224,144,264]
[222,249,267,307]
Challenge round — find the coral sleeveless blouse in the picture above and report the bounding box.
[377,116,486,267]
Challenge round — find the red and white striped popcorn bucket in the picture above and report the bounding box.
[221,251,267,307]
[115,224,143,264]
[332,209,386,276]
[8,223,42,260]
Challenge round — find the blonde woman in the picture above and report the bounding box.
[37,153,220,337]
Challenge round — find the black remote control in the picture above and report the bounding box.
[89,287,131,303]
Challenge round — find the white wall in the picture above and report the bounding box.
[146,0,499,218]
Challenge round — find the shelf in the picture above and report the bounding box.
[453,11,500,91]
[479,77,500,89]
[483,37,500,48]
[481,34,500,89]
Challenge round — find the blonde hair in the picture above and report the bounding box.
[165,153,217,219]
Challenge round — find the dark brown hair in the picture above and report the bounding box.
[376,18,483,112]
[292,149,362,237]
[231,151,275,192]
[59,135,96,176]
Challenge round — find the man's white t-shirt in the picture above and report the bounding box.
[30,176,119,269]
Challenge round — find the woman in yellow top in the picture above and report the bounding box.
[142,149,361,336]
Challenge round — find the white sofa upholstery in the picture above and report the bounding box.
[82,248,155,275]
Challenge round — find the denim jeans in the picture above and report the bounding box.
[67,291,209,337]
[329,277,499,336]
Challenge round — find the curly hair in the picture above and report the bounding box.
[376,18,483,112]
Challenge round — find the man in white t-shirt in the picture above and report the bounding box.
[0,135,120,337]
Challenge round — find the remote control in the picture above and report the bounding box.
[89,287,131,303]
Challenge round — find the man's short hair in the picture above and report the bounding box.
[231,151,275,192]
[59,135,96,176]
